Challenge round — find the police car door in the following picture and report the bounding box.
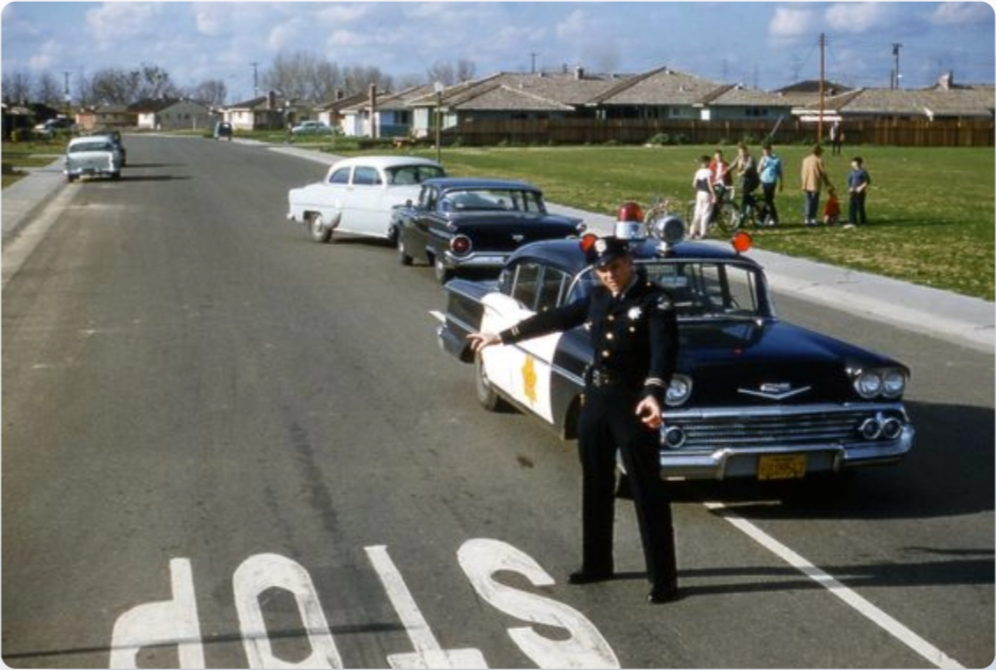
[480,261,566,424]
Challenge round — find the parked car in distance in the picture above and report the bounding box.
[64,135,123,182]
[33,116,73,138]
[213,121,233,140]
[393,178,585,283]
[287,156,446,243]
[436,205,915,480]
[290,120,333,136]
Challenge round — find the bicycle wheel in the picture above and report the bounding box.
[714,201,741,234]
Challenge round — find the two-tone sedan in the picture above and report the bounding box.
[393,178,585,283]
[64,135,123,182]
[436,210,915,481]
[287,156,446,244]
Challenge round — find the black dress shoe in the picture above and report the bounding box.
[647,582,679,604]
[568,570,612,585]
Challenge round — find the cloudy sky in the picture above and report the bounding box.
[2,1,993,102]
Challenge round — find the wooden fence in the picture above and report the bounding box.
[443,117,994,147]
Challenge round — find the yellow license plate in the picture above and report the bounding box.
[757,454,807,480]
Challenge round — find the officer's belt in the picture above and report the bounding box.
[584,366,638,389]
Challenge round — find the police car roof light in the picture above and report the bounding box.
[579,232,599,254]
[617,201,644,222]
[731,230,753,254]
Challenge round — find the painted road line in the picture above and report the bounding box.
[705,502,964,669]
[365,545,488,669]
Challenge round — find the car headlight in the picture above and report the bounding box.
[665,374,692,407]
[854,370,883,399]
[882,369,907,398]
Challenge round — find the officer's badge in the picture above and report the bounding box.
[594,239,608,254]
[628,306,643,321]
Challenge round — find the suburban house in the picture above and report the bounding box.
[396,66,793,139]
[338,84,437,138]
[130,98,215,131]
[222,92,288,131]
[315,90,367,130]
[75,104,134,131]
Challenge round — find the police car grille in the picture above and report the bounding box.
[678,410,866,448]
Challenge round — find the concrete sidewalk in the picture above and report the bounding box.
[4,143,992,353]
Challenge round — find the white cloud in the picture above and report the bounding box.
[556,8,591,41]
[328,29,369,49]
[825,2,895,33]
[768,6,819,40]
[931,1,994,25]
[316,4,371,24]
[28,39,62,71]
[193,3,229,37]
[85,3,162,46]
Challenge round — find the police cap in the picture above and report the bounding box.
[587,236,630,269]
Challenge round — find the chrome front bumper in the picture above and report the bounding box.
[658,403,915,480]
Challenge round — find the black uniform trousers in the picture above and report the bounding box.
[576,383,677,589]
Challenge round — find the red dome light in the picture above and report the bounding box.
[616,201,644,223]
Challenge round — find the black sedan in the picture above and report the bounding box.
[392,178,584,283]
[436,212,915,481]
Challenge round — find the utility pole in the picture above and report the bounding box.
[530,52,538,74]
[250,62,259,98]
[63,71,71,119]
[818,33,826,143]
[891,43,903,89]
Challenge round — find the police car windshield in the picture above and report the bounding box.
[567,260,766,321]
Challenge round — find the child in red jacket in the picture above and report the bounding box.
[823,187,841,225]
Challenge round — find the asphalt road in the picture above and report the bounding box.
[2,136,992,669]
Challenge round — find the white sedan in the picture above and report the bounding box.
[287,156,446,243]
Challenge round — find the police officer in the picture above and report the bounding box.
[468,230,680,604]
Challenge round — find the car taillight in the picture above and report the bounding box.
[451,235,472,255]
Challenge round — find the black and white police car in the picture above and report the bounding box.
[436,203,915,481]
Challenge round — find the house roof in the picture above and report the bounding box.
[589,66,722,106]
[700,84,795,108]
[446,83,575,112]
[838,87,994,118]
[225,94,287,111]
[129,98,211,113]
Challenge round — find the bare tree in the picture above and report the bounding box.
[2,69,33,104]
[88,67,140,104]
[192,79,228,106]
[35,71,64,107]
[426,59,476,86]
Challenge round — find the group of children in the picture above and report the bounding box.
[689,143,872,239]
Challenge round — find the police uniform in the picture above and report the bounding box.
[497,237,680,603]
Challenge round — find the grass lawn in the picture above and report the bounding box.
[2,139,66,188]
[373,144,993,301]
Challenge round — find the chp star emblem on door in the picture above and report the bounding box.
[521,355,538,404]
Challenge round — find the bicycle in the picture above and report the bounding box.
[684,186,740,237]
[734,190,773,229]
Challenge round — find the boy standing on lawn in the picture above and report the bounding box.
[845,156,871,227]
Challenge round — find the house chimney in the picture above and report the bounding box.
[368,83,378,138]
[575,66,585,80]
[267,91,276,109]
[335,88,344,101]
[938,71,954,90]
